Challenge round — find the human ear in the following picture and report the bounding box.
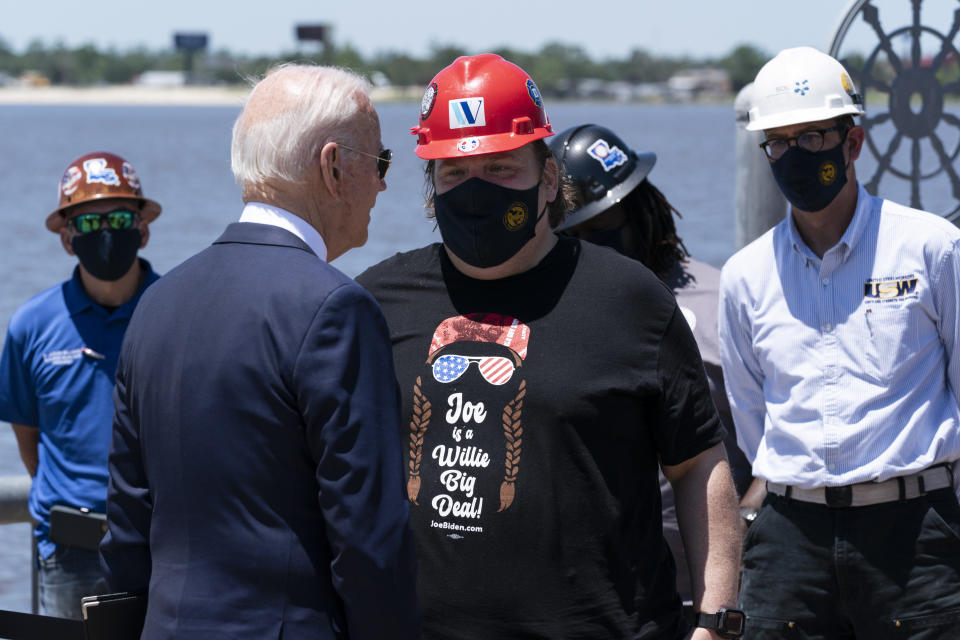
[541,156,560,202]
[59,227,75,256]
[318,142,344,198]
[846,125,865,163]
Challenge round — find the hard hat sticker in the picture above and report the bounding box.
[794,79,810,96]
[449,98,486,129]
[122,162,141,190]
[503,202,528,231]
[526,79,543,107]
[457,137,481,153]
[83,158,120,187]
[840,73,855,96]
[61,166,82,196]
[587,139,628,172]
[421,82,438,120]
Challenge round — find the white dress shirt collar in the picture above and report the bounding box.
[786,184,873,264]
[238,202,327,262]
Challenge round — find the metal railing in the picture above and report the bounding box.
[0,475,36,615]
[0,476,30,525]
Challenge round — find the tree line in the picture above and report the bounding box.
[0,38,772,94]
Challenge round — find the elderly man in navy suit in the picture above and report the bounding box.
[99,64,421,639]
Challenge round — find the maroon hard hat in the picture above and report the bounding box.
[47,151,161,232]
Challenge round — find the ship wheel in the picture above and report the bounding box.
[829,0,960,222]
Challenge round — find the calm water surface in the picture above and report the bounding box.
[0,100,951,610]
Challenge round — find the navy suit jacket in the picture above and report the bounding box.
[100,223,421,639]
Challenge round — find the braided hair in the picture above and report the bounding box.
[621,179,690,277]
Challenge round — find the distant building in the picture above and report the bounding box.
[18,71,50,88]
[667,68,731,101]
[135,71,187,87]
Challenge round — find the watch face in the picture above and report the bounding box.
[720,608,746,638]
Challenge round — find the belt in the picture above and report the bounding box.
[766,464,953,508]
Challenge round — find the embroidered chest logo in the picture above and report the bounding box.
[41,348,83,366]
[408,313,531,537]
[863,275,919,303]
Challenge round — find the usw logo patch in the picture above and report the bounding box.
[863,276,918,301]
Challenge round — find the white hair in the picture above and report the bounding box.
[231,64,373,187]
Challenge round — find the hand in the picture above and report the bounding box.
[739,477,766,511]
[687,627,722,640]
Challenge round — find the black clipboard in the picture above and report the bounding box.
[81,592,146,640]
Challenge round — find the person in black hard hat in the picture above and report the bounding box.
[549,123,752,605]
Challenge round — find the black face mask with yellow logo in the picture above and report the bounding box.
[770,143,847,213]
[434,177,546,268]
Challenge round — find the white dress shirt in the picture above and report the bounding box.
[719,183,960,488]
[239,202,327,262]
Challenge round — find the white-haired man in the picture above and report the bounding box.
[99,64,421,639]
[720,47,960,638]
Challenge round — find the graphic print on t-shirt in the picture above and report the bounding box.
[407,313,529,537]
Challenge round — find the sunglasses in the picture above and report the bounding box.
[431,354,517,386]
[68,210,138,234]
[340,145,392,180]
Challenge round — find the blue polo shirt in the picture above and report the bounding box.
[0,260,159,557]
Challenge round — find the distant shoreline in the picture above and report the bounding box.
[0,84,746,107]
[0,85,250,106]
[0,84,429,106]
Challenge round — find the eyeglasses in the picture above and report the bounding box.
[758,126,848,160]
[68,210,138,234]
[431,354,517,386]
[340,145,392,180]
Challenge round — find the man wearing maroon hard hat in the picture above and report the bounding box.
[358,54,743,640]
[0,151,160,618]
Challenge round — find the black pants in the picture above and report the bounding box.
[740,489,960,639]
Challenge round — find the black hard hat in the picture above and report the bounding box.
[548,124,656,231]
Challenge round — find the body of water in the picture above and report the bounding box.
[0,99,954,611]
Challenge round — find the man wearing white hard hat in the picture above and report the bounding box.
[719,46,960,638]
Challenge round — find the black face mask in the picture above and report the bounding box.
[71,228,141,281]
[578,219,628,255]
[434,178,546,269]
[770,142,847,213]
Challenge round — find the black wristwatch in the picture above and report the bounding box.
[696,607,746,638]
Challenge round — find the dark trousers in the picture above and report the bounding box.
[740,488,960,639]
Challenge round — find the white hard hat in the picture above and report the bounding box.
[746,47,865,131]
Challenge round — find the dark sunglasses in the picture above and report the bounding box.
[340,145,392,180]
[68,210,137,234]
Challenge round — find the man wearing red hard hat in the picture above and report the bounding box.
[358,54,743,639]
[0,152,160,619]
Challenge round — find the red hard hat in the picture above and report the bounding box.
[46,151,162,232]
[412,53,553,160]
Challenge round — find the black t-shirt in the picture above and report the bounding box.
[357,237,723,640]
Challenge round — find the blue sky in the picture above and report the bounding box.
[0,1,926,60]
